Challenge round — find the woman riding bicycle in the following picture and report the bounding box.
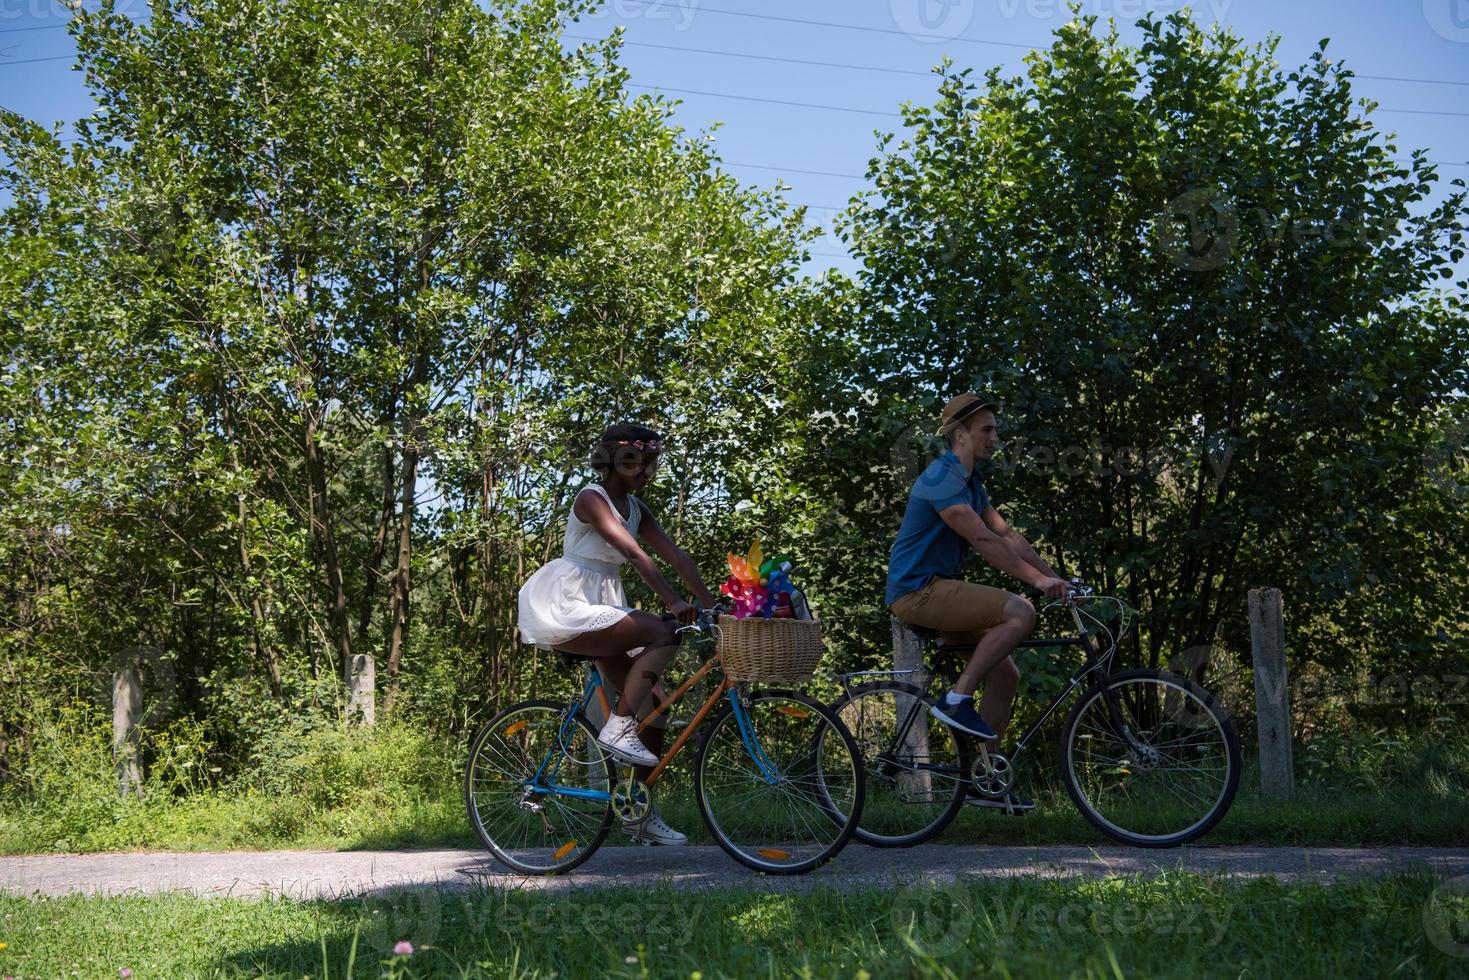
[516,423,719,844]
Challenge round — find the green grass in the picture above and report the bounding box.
[4,762,1464,857]
[2,717,1465,855]
[3,874,1466,978]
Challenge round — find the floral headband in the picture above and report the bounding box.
[614,438,662,452]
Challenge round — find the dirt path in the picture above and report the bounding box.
[3,846,1465,900]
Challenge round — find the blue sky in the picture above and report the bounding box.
[3,0,1467,277]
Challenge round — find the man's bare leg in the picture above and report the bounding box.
[952,595,1036,746]
[976,656,1021,753]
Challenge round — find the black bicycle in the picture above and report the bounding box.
[826,580,1240,848]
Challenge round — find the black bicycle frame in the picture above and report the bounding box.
[851,622,1133,776]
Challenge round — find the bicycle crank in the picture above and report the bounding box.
[610,776,651,823]
[970,749,1014,799]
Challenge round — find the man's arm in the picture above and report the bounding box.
[936,502,1051,590]
[980,505,1060,580]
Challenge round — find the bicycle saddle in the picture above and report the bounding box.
[553,647,598,670]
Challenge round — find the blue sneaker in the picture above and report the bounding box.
[929,695,997,740]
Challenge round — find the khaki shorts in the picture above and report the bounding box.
[889,576,1015,648]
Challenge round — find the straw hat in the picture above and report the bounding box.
[937,391,1001,436]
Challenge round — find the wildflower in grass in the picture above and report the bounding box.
[393,941,414,956]
[120,970,133,979]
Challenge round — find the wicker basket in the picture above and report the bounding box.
[716,614,824,684]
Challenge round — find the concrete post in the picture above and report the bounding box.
[1248,587,1294,801]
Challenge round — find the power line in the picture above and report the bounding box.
[1379,107,1469,118]
[626,82,903,118]
[631,79,1469,121]
[0,24,70,35]
[610,0,1035,49]
[578,30,1469,91]
[0,54,73,67]
[724,161,866,179]
[1357,73,1469,88]
[7,8,1469,95]
[564,33,933,78]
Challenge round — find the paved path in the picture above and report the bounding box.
[3,846,1466,900]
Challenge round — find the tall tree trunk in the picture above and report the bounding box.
[382,442,419,713]
[304,411,357,712]
[355,433,398,654]
[224,396,283,698]
[236,487,283,698]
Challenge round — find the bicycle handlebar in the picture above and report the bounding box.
[1023,578,1094,604]
[671,602,728,636]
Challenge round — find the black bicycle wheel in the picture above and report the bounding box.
[827,681,971,847]
[694,688,865,875]
[1060,668,1241,847]
[464,699,614,874]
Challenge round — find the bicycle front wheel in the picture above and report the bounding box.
[828,681,971,847]
[695,688,865,875]
[1060,668,1241,847]
[464,699,614,874]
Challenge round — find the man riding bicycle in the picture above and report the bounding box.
[885,392,1069,813]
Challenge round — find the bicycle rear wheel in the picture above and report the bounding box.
[695,688,864,875]
[464,699,614,874]
[1060,668,1241,847]
[828,681,971,847]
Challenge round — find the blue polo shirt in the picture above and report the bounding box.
[885,450,991,605]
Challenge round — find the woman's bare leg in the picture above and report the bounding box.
[557,611,679,721]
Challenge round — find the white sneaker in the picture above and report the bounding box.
[621,806,688,846]
[596,715,658,767]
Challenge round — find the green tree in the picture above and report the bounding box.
[1,0,814,792]
[801,11,1469,715]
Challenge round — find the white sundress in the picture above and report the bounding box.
[517,483,646,652]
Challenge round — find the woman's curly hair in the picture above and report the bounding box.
[590,423,663,476]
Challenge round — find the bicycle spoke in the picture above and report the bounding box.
[1064,675,1238,844]
[830,685,966,846]
[698,694,860,872]
[465,703,612,874]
